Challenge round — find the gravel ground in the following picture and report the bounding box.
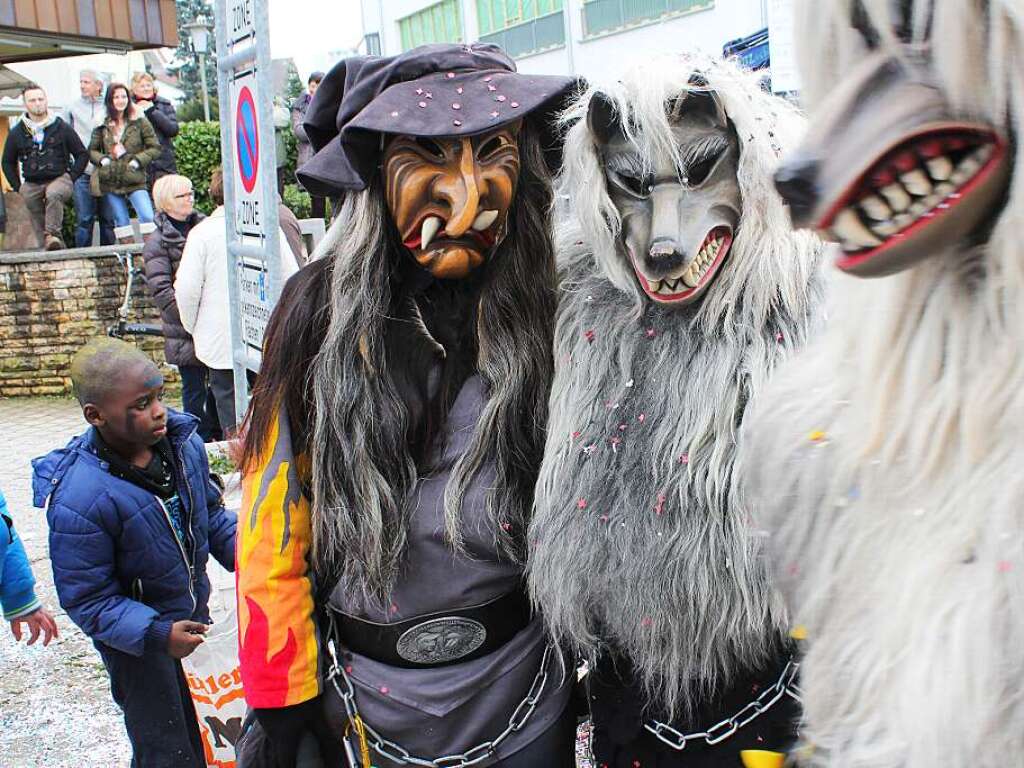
[0,397,596,768]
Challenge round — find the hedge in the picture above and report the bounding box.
[173,121,223,214]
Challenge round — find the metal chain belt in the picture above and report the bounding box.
[326,640,554,768]
[644,659,802,751]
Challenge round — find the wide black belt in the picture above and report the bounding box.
[330,589,533,669]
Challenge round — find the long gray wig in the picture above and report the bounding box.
[739,2,1024,765]
[298,125,558,608]
[528,53,825,718]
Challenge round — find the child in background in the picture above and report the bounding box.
[1,487,58,645]
[33,337,236,768]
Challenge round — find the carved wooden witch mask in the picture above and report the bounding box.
[383,123,521,280]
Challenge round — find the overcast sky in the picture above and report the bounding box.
[268,0,364,79]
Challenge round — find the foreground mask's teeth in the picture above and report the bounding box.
[833,208,883,248]
[900,169,932,197]
[880,183,911,212]
[860,195,892,221]
[420,216,442,249]
[925,156,953,181]
[471,209,499,231]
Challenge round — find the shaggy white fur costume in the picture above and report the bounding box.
[529,53,824,719]
[740,1,1024,766]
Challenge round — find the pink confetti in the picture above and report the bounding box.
[638,413,646,423]
[599,515,609,523]
[776,332,784,342]
[577,498,588,509]
[390,603,399,614]
[678,453,689,464]
[380,686,390,695]
[618,423,627,431]
[645,328,656,338]
[654,493,666,516]
[787,563,800,577]
[572,430,581,439]
[585,329,595,343]
[501,522,512,532]
[641,617,653,628]
[998,560,1013,573]
[345,665,353,674]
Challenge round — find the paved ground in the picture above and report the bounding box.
[0,397,594,768]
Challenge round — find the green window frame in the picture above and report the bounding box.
[582,0,713,38]
[476,0,565,58]
[399,0,464,51]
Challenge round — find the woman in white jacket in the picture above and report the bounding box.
[175,167,298,434]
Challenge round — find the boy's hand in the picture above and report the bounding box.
[10,607,59,646]
[168,620,208,658]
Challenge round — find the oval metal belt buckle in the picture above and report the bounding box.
[396,616,487,664]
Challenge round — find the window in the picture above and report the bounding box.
[582,0,713,38]
[399,0,464,51]
[476,0,565,58]
[365,32,382,55]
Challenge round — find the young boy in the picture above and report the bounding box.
[33,338,236,767]
[1,487,58,645]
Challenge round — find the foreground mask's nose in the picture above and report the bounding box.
[774,158,821,227]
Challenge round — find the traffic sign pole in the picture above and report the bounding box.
[214,0,284,429]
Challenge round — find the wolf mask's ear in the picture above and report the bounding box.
[668,86,729,129]
[587,91,623,147]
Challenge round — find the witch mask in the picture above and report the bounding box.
[591,90,741,306]
[383,124,521,280]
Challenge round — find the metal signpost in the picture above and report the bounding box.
[214,0,284,425]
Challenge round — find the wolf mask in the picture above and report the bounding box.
[529,54,824,719]
[740,1,1024,765]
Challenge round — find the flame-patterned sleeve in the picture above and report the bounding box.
[237,407,321,708]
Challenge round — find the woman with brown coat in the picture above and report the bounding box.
[88,82,160,243]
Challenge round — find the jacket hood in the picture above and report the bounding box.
[32,409,199,508]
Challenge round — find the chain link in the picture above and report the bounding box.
[327,639,554,768]
[643,660,800,751]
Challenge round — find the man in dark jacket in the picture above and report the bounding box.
[290,71,325,220]
[2,84,88,250]
[34,337,236,767]
[131,73,179,188]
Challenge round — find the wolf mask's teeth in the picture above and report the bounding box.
[880,183,912,212]
[900,168,932,197]
[833,208,883,248]
[925,156,953,181]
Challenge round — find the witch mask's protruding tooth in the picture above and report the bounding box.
[880,183,912,212]
[421,216,442,249]
[833,208,883,248]
[900,169,932,196]
[926,155,953,181]
[471,210,499,231]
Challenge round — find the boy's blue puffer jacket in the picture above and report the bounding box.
[32,409,236,657]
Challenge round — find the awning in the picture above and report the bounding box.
[0,64,32,98]
[723,27,770,71]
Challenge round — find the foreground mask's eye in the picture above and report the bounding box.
[611,170,654,198]
[413,136,446,160]
[685,146,725,186]
[477,134,513,161]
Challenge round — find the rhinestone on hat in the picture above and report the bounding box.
[452,102,461,110]
[490,110,500,118]
[456,86,464,94]
[453,119,462,126]
[446,72,455,79]
[495,94,506,102]
[487,84,497,92]
[418,101,427,108]
[510,101,519,108]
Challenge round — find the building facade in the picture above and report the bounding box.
[360,0,769,81]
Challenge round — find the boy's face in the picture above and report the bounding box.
[83,363,167,449]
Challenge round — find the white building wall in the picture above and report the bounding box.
[361,0,767,83]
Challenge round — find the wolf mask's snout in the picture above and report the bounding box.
[647,238,686,273]
[774,157,821,227]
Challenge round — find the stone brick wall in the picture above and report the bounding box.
[0,248,174,398]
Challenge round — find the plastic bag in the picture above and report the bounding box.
[183,608,247,767]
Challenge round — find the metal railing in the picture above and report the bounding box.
[582,0,713,38]
[478,11,565,59]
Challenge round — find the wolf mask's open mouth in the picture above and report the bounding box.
[631,226,733,304]
[817,125,1008,273]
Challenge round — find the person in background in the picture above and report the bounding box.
[66,69,115,247]
[88,83,161,244]
[277,197,307,265]
[273,97,290,196]
[290,71,325,220]
[130,73,179,189]
[1,487,58,646]
[1,84,88,250]
[175,167,299,434]
[33,337,236,768]
[142,174,220,442]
